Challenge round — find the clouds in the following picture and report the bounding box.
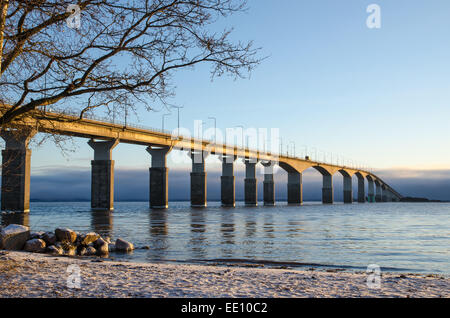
[29,166,450,202]
[375,169,450,201]
[376,168,450,180]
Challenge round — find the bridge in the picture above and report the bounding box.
[0,106,402,212]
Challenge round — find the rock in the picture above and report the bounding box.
[62,244,77,256]
[97,244,108,256]
[46,245,63,255]
[94,238,109,255]
[30,231,44,240]
[142,246,150,250]
[42,232,57,246]
[79,232,100,246]
[85,246,97,256]
[24,238,46,253]
[78,246,87,256]
[108,243,116,252]
[55,228,77,243]
[0,224,30,250]
[104,236,111,244]
[115,238,134,252]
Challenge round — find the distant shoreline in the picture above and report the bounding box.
[0,251,448,298]
[399,197,446,203]
[27,199,450,203]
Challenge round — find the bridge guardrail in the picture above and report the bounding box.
[7,106,371,172]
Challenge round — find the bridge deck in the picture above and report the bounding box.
[1,106,402,198]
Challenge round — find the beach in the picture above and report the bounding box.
[0,251,448,298]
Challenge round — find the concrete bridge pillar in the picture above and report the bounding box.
[367,177,375,202]
[1,129,35,212]
[244,159,258,206]
[190,151,209,207]
[219,155,236,207]
[262,161,275,206]
[287,171,303,205]
[322,174,333,204]
[357,175,366,203]
[391,192,399,202]
[382,185,388,202]
[88,139,118,211]
[385,190,392,202]
[147,146,172,209]
[375,181,382,202]
[343,176,353,204]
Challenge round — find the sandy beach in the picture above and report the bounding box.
[0,250,448,298]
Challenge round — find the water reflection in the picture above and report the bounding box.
[287,220,303,238]
[148,210,168,259]
[1,212,30,227]
[263,214,275,239]
[220,210,235,257]
[243,213,257,258]
[189,209,207,259]
[15,201,450,274]
[91,210,113,238]
[245,214,257,238]
[262,213,275,255]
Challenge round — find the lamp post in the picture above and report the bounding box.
[170,106,183,136]
[289,141,296,157]
[279,137,283,156]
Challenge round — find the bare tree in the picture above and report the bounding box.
[0,0,261,127]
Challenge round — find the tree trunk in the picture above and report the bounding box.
[0,0,9,78]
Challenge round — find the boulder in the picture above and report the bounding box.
[63,244,77,256]
[77,246,87,256]
[24,238,46,253]
[55,228,77,243]
[42,232,57,246]
[115,238,134,252]
[46,245,63,255]
[0,224,30,250]
[108,243,116,252]
[93,237,104,247]
[94,238,109,255]
[30,231,44,240]
[85,246,97,256]
[79,232,100,246]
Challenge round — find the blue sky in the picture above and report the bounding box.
[26,1,450,199]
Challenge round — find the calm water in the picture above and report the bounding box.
[2,201,449,274]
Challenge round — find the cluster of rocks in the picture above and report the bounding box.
[0,224,134,257]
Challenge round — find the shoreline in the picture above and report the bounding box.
[143,258,445,275]
[0,250,448,298]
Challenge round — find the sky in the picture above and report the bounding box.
[14,0,450,200]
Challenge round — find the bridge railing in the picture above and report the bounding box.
[51,109,370,172]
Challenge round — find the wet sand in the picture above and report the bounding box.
[0,251,448,298]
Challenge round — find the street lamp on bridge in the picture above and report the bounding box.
[170,105,183,136]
